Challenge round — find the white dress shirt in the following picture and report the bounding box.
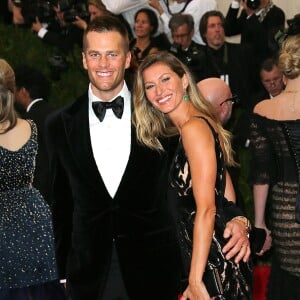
[89,82,131,198]
[102,0,164,37]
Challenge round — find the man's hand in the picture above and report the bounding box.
[32,17,43,33]
[222,218,251,263]
[148,0,164,15]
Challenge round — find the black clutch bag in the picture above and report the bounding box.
[179,208,252,299]
[203,262,224,297]
[180,263,223,298]
[179,212,225,298]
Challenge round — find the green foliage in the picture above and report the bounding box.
[0,23,88,108]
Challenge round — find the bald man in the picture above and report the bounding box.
[198,78,268,255]
[197,77,235,125]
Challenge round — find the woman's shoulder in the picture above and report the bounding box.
[181,115,217,139]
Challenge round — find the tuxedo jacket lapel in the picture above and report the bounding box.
[61,95,105,190]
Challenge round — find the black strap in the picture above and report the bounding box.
[163,0,193,16]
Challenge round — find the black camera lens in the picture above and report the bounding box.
[246,0,260,10]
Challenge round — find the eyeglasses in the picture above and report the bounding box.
[219,95,239,106]
[172,32,191,39]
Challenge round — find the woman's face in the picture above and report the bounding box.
[142,62,188,114]
[134,12,153,38]
[88,4,110,21]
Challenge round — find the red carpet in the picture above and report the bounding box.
[253,265,271,300]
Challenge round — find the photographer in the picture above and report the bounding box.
[225,0,285,67]
[11,0,85,55]
[168,13,206,83]
[71,0,113,31]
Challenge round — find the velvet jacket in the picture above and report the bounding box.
[44,93,181,300]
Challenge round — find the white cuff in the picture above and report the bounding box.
[231,1,240,9]
[38,27,48,38]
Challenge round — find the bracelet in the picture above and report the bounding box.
[232,216,252,235]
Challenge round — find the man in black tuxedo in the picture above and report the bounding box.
[45,15,252,300]
[225,0,285,66]
[14,64,55,205]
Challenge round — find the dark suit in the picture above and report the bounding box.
[169,41,206,83]
[25,100,55,205]
[199,42,257,108]
[225,4,285,62]
[45,93,182,300]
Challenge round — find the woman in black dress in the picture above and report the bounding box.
[250,34,300,299]
[133,51,252,299]
[0,59,66,300]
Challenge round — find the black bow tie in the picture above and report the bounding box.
[92,96,124,122]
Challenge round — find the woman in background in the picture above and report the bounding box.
[0,59,66,300]
[250,34,300,299]
[130,8,159,70]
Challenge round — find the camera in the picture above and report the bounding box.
[57,0,89,23]
[14,0,56,24]
[243,0,261,10]
[13,0,89,24]
[60,2,90,23]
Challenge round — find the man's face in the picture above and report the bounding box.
[172,23,194,50]
[82,31,131,100]
[261,65,284,97]
[205,16,225,49]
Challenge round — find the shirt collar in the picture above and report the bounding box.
[27,98,43,112]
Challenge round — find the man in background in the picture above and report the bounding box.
[14,64,55,205]
[249,57,284,110]
[168,13,205,83]
[197,77,236,125]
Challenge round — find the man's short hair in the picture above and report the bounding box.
[83,15,129,52]
[169,14,194,33]
[260,57,278,73]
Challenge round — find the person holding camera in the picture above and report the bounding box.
[168,13,206,83]
[225,0,285,67]
[149,0,217,45]
[30,1,84,55]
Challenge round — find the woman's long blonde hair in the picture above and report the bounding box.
[133,51,235,166]
[0,59,17,133]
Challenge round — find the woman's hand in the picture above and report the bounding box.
[181,281,210,300]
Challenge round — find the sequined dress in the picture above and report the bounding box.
[0,120,58,290]
[250,113,300,297]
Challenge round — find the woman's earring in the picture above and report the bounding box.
[183,95,189,102]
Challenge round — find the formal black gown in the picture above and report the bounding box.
[0,120,66,299]
[169,116,252,299]
[250,113,300,299]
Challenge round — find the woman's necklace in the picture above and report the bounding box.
[284,90,300,113]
